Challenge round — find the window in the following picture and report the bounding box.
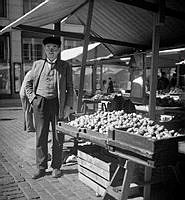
[0,36,9,62]
[23,43,32,61]
[23,38,43,62]
[0,0,7,17]
[0,36,10,94]
[33,44,42,60]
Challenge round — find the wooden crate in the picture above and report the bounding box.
[57,122,108,148]
[77,145,119,196]
[108,129,185,167]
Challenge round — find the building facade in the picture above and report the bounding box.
[0,0,86,99]
[0,0,46,98]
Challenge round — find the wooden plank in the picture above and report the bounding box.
[109,129,154,153]
[78,157,112,180]
[106,184,142,199]
[107,140,154,159]
[78,172,106,196]
[108,149,155,167]
[178,141,185,154]
[78,165,110,188]
[120,160,136,200]
[57,122,107,148]
[57,122,79,137]
[105,186,121,200]
[84,128,107,139]
[78,150,114,172]
[16,24,148,49]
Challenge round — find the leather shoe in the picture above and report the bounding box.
[32,169,45,179]
[52,169,62,178]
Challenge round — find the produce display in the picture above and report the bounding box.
[68,110,182,139]
[156,96,184,107]
[145,93,184,107]
[169,87,183,94]
[90,93,120,101]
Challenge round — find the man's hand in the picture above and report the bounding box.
[64,105,73,119]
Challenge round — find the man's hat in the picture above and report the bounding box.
[43,36,61,46]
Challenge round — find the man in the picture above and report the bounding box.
[25,36,73,179]
[157,72,169,92]
[107,77,114,93]
[19,70,35,132]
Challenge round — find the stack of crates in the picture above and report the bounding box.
[77,145,118,196]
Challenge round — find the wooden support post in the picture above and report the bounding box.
[143,166,152,200]
[92,65,97,95]
[77,0,94,113]
[148,16,161,120]
[120,161,136,200]
[103,160,136,200]
[100,64,103,90]
[149,0,165,120]
[142,54,146,104]
[148,1,165,196]
[54,22,61,60]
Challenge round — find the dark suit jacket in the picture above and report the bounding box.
[25,59,73,119]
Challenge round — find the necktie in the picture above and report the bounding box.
[46,60,55,69]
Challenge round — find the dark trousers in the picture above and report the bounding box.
[20,96,35,131]
[33,95,63,170]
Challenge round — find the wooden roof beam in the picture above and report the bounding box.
[15,24,148,49]
[115,0,185,21]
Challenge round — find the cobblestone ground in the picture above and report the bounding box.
[0,108,101,200]
[0,107,178,200]
[0,154,27,200]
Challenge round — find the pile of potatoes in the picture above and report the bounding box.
[68,110,181,139]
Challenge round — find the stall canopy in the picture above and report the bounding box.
[1,0,185,56]
[61,42,100,61]
[0,0,87,32]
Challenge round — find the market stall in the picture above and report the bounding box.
[56,110,185,199]
[1,1,185,200]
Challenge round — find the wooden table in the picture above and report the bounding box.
[82,99,101,114]
[82,98,112,113]
[56,122,185,200]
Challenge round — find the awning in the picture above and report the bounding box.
[0,0,86,34]
[61,42,100,61]
[2,0,185,55]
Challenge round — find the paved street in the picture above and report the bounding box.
[0,106,101,200]
[0,103,182,200]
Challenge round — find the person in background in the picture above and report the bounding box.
[157,72,169,92]
[107,77,114,93]
[169,73,177,89]
[19,70,35,133]
[102,79,108,94]
[25,36,73,179]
